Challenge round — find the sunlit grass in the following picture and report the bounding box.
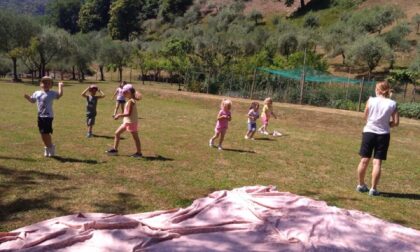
[0,78,419,231]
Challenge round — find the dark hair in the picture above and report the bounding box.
[249,101,259,109]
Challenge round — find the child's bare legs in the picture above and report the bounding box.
[87,125,93,134]
[113,102,121,117]
[209,132,220,146]
[371,159,382,190]
[249,130,256,138]
[357,157,370,186]
[130,132,142,154]
[218,130,226,148]
[113,124,126,150]
[41,133,52,147]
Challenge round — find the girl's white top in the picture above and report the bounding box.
[363,96,397,134]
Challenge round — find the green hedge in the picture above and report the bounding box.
[398,103,420,119]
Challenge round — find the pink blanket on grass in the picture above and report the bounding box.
[1,186,419,252]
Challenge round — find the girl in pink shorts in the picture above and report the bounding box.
[106,84,142,158]
[209,99,232,150]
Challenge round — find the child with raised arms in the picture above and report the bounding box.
[245,101,259,140]
[81,85,105,138]
[209,99,232,151]
[258,97,277,135]
[106,84,142,158]
[24,76,63,157]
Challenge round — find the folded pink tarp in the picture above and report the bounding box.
[1,186,419,251]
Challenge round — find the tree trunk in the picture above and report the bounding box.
[31,70,35,85]
[341,53,346,65]
[81,71,85,82]
[72,66,76,80]
[99,65,105,81]
[141,69,145,85]
[412,84,416,102]
[403,82,408,101]
[300,0,305,8]
[119,67,123,82]
[12,57,20,82]
[60,70,64,81]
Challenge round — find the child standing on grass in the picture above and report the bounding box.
[112,81,127,118]
[245,101,259,140]
[209,99,232,151]
[356,81,399,196]
[258,97,277,135]
[81,85,105,138]
[106,84,142,158]
[24,76,63,157]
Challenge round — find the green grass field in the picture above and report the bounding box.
[0,79,419,232]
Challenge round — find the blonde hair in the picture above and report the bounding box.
[376,82,392,98]
[221,99,232,110]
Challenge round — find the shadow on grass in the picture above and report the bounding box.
[254,137,276,141]
[93,134,125,140]
[52,156,103,164]
[142,155,174,161]
[222,148,255,154]
[0,155,37,162]
[380,192,420,200]
[94,192,146,214]
[0,165,71,223]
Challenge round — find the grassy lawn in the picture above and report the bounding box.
[0,79,419,232]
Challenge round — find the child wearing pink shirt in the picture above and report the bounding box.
[209,99,232,151]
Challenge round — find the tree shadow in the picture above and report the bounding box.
[0,165,71,224]
[52,156,103,164]
[292,0,332,17]
[94,192,146,214]
[0,155,36,162]
[380,192,420,200]
[93,134,125,140]
[222,148,255,154]
[141,155,174,161]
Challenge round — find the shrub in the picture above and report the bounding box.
[398,103,420,119]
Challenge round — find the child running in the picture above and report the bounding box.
[209,99,232,151]
[24,76,63,157]
[356,81,399,196]
[245,101,259,140]
[106,84,142,158]
[258,97,277,135]
[81,85,105,138]
[112,81,127,118]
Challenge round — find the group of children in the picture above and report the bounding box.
[25,77,280,158]
[209,97,279,150]
[25,77,143,158]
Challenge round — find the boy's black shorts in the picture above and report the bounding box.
[359,132,390,160]
[38,117,53,134]
[87,115,96,126]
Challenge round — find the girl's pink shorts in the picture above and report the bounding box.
[261,116,269,125]
[215,127,227,134]
[124,122,138,133]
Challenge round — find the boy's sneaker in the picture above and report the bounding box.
[369,188,380,196]
[48,145,56,157]
[356,184,369,193]
[263,131,269,135]
[86,133,93,138]
[244,135,249,139]
[218,146,223,151]
[44,147,49,157]
[209,139,214,147]
[106,149,118,156]
[130,153,143,158]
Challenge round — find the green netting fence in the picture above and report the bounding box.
[181,67,376,110]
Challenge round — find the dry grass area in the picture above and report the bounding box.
[0,78,419,233]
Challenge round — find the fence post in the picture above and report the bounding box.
[250,68,257,99]
[299,48,307,105]
[357,77,365,112]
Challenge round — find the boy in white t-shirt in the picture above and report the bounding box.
[24,76,64,157]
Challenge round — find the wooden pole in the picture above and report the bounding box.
[250,68,257,99]
[299,48,307,105]
[358,77,365,112]
[345,68,351,100]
